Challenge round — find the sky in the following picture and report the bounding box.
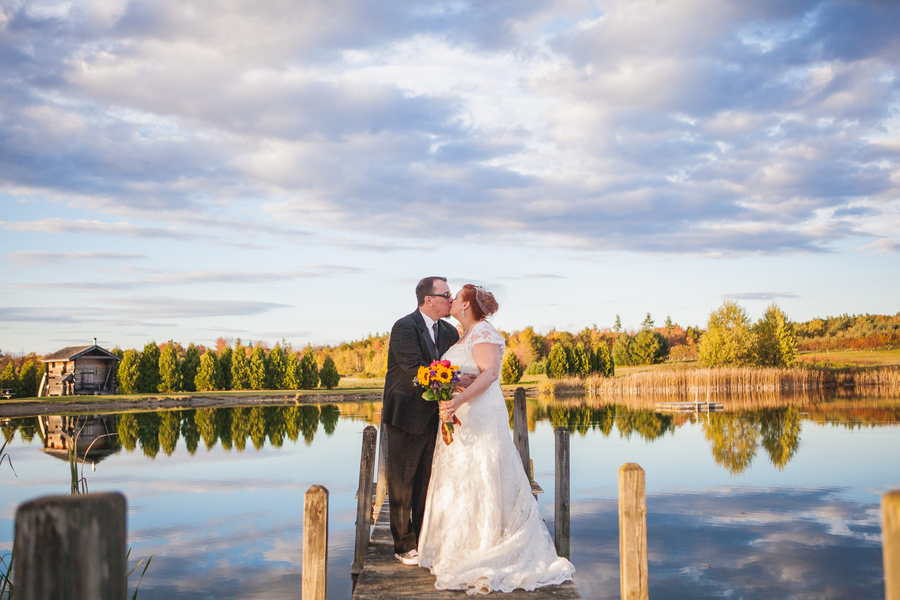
[1,0,899,354]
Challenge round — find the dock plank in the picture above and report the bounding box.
[352,500,582,599]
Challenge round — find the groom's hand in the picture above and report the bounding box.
[455,374,476,391]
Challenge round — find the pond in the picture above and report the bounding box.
[1,396,898,599]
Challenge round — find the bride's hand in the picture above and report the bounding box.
[439,395,464,420]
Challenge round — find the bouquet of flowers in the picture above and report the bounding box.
[414,360,462,445]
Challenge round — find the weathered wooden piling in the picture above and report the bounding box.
[303,485,329,600]
[13,492,127,600]
[375,421,389,511]
[885,491,900,600]
[513,387,531,483]
[352,425,378,576]
[555,426,571,559]
[619,463,648,600]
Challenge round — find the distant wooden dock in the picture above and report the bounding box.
[351,499,583,599]
[655,401,724,413]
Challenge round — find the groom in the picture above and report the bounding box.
[382,276,460,565]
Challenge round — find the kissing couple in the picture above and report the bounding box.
[381,276,575,595]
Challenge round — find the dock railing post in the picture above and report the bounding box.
[351,425,378,576]
[303,485,329,600]
[619,463,648,600]
[375,421,389,513]
[513,387,531,484]
[14,492,127,600]
[555,426,571,559]
[885,491,900,600]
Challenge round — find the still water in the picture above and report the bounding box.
[1,398,898,599]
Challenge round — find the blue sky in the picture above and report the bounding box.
[1,0,898,354]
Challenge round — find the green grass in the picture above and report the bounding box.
[796,348,900,367]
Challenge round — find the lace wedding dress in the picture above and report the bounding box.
[417,321,575,595]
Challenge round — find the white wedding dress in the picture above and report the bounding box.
[418,321,575,595]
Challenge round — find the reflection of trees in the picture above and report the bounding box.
[320,405,340,435]
[159,411,181,456]
[196,408,218,451]
[181,414,200,455]
[759,406,801,470]
[615,410,675,441]
[703,414,760,476]
[137,413,161,459]
[106,405,342,458]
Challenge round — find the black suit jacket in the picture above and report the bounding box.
[382,310,460,435]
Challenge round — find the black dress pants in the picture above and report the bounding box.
[386,418,437,554]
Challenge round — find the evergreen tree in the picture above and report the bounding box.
[319,356,341,389]
[117,349,141,394]
[641,312,655,331]
[614,315,622,333]
[665,316,674,337]
[501,350,524,384]
[596,342,614,377]
[563,344,576,375]
[18,359,41,398]
[754,303,798,367]
[249,345,269,390]
[110,347,125,359]
[218,346,233,390]
[612,333,635,366]
[195,350,221,391]
[158,341,183,393]
[698,300,756,367]
[231,339,251,390]
[572,343,591,378]
[300,348,320,389]
[181,343,201,392]
[136,341,161,393]
[1,362,20,396]
[547,343,569,379]
[268,343,287,389]
[285,351,301,389]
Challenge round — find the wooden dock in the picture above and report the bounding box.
[352,499,582,599]
[655,401,724,413]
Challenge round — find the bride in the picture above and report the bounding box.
[417,284,575,595]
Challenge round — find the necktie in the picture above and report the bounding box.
[432,323,439,348]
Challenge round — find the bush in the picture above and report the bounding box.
[525,358,546,376]
[501,350,524,384]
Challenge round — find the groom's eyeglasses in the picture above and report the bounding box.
[428,292,452,299]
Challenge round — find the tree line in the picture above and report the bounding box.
[2,305,897,398]
[115,339,341,394]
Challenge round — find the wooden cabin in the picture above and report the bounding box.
[39,341,121,396]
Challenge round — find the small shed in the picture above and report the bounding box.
[40,341,121,397]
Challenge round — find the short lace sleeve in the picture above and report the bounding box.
[468,321,506,351]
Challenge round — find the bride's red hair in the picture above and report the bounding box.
[461,284,498,320]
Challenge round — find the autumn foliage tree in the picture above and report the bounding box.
[698,300,756,367]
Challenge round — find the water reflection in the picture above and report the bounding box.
[113,405,340,458]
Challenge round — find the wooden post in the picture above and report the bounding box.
[513,387,531,483]
[885,491,900,600]
[303,485,329,600]
[352,426,378,576]
[555,426,571,559]
[13,492,127,600]
[619,463,648,600]
[375,420,389,512]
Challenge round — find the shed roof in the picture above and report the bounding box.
[41,345,121,362]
